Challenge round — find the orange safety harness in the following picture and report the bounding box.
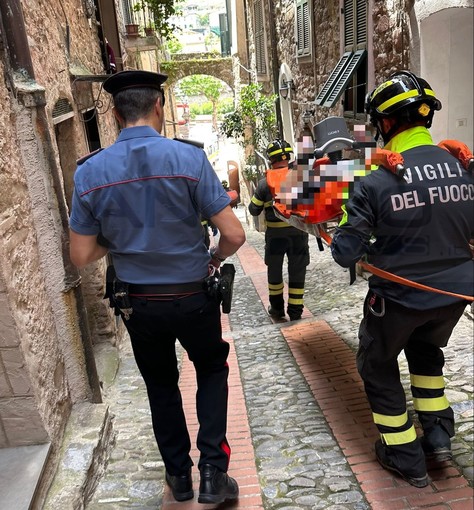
[268,139,474,302]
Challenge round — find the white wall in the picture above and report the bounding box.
[420,7,473,146]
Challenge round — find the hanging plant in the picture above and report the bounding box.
[133,0,183,39]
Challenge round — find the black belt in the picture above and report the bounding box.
[128,281,204,296]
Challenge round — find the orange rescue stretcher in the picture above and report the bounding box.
[268,139,473,242]
[267,138,474,302]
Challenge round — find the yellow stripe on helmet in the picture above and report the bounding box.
[378,88,436,113]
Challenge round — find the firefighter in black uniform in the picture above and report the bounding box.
[331,71,474,487]
[249,140,310,320]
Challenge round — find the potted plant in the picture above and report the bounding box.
[132,0,181,39]
[125,23,140,38]
[144,22,155,36]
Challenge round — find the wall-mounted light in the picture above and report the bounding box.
[279,79,295,99]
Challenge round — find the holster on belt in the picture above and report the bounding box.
[219,263,236,314]
[204,263,236,314]
[103,265,133,319]
[104,265,119,315]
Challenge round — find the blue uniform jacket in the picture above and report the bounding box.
[70,126,230,284]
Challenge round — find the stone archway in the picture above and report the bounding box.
[161,53,235,90]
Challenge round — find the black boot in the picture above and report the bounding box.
[165,469,194,501]
[198,464,239,504]
[421,423,453,462]
[375,439,429,488]
[268,305,285,318]
[287,305,303,321]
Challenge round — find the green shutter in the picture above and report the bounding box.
[315,50,367,107]
[344,0,354,47]
[322,50,366,107]
[315,52,353,105]
[356,0,367,46]
[296,0,311,57]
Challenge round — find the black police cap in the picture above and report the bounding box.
[103,70,168,96]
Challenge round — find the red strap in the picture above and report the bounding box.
[358,261,473,302]
[323,230,473,301]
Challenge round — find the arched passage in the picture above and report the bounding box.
[161,54,234,90]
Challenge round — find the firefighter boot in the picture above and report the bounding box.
[287,305,303,321]
[268,305,285,318]
[268,293,285,318]
[375,439,429,488]
[421,422,452,462]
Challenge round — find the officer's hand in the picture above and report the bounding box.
[209,258,221,269]
[210,247,225,268]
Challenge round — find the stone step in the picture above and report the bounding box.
[43,402,115,510]
[0,442,51,510]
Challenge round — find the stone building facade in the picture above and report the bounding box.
[242,0,473,148]
[0,0,175,507]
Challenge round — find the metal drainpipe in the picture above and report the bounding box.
[0,0,102,403]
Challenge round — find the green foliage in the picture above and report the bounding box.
[133,0,183,39]
[179,75,227,129]
[201,102,213,115]
[243,155,262,184]
[189,102,216,116]
[164,36,183,54]
[189,103,200,119]
[179,75,225,103]
[204,32,220,50]
[198,14,210,26]
[220,111,243,139]
[219,83,277,152]
[217,97,234,115]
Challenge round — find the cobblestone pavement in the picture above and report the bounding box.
[87,212,473,509]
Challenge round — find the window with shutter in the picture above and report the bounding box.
[254,0,267,75]
[295,0,312,60]
[314,0,367,115]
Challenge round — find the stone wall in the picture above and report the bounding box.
[244,0,409,139]
[0,0,121,453]
[372,0,409,83]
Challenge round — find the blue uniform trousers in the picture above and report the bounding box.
[123,291,231,475]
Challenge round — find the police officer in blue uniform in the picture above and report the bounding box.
[69,70,245,504]
[331,71,474,487]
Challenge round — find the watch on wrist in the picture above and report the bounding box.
[211,249,226,262]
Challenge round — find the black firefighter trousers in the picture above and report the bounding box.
[265,229,309,315]
[123,292,231,476]
[357,291,467,467]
